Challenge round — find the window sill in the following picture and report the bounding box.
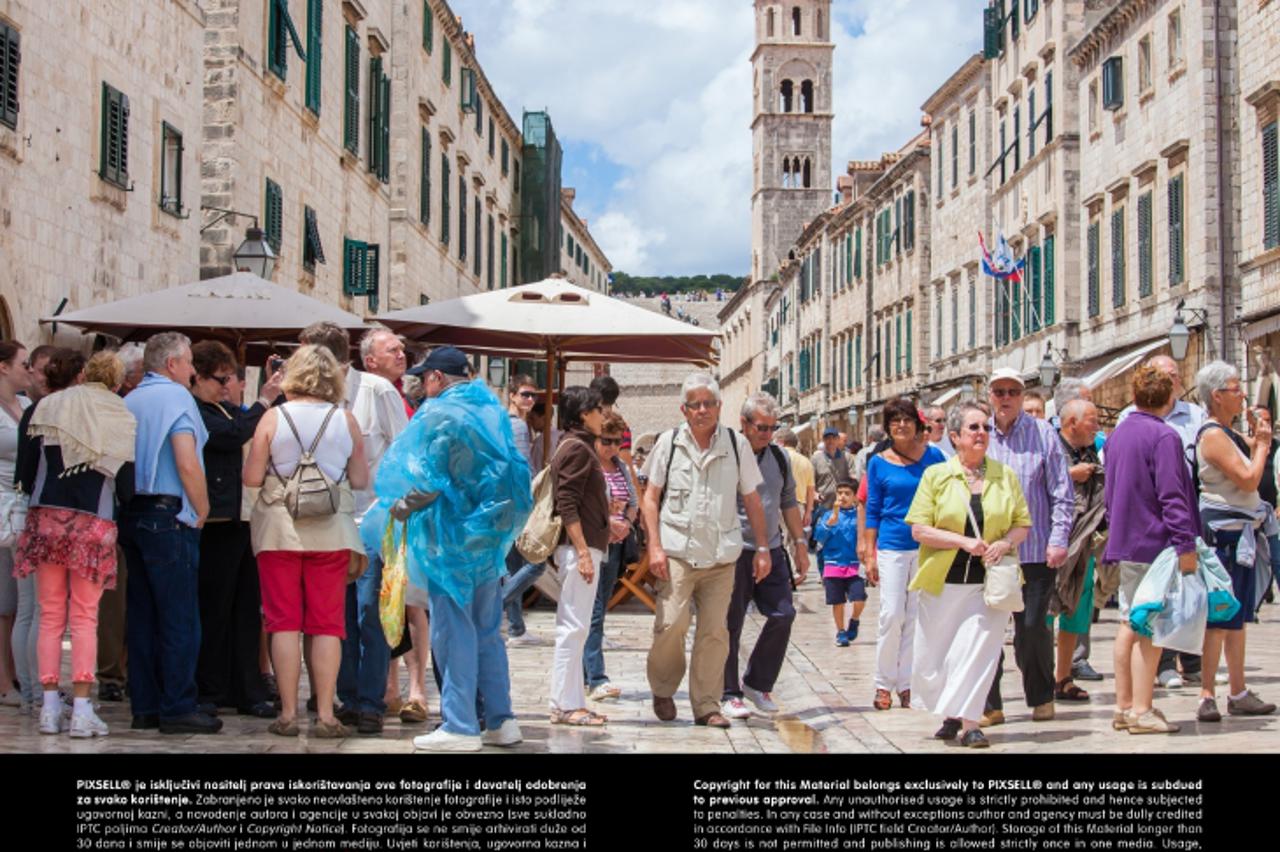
[340,149,359,170]
[0,125,23,163]
[1168,64,1187,86]
[263,72,288,100]
[1089,130,1102,144]
[1138,89,1155,107]
[1110,108,1128,125]
[92,179,131,212]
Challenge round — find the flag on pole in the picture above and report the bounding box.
[979,231,1025,284]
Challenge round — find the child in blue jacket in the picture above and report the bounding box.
[814,479,865,646]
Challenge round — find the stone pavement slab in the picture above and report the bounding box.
[2,579,1278,755]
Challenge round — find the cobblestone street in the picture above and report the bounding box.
[5,577,1278,756]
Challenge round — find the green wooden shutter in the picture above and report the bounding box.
[1043,70,1054,141]
[1102,57,1124,110]
[968,110,976,176]
[423,1,434,53]
[1087,221,1100,317]
[99,83,130,189]
[365,243,380,313]
[440,154,450,244]
[1138,191,1153,297]
[904,191,915,250]
[268,0,287,78]
[304,0,322,113]
[264,178,283,253]
[937,134,944,191]
[855,331,862,387]
[1027,88,1036,158]
[951,125,959,188]
[845,232,853,282]
[1027,245,1041,332]
[1168,175,1184,285]
[443,38,451,85]
[1264,122,1279,250]
[1011,267,1022,341]
[343,27,359,154]
[473,198,482,277]
[846,337,853,390]
[895,315,902,375]
[420,128,431,225]
[1043,235,1055,326]
[458,174,467,260]
[1111,206,1126,307]
[983,4,1003,59]
[302,205,325,271]
[906,309,913,373]
[854,227,862,277]
[343,238,366,295]
[500,231,508,287]
[1,22,19,130]
[379,71,390,182]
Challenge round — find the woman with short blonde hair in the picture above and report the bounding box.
[280,345,345,405]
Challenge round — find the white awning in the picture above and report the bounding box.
[1244,311,1280,341]
[1080,338,1168,390]
[932,386,965,407]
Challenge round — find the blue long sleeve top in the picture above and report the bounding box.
[814,506,859,566]
[865,446,945,551]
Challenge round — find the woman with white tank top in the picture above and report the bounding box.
[243,344,369,739]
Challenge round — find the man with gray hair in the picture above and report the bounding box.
[924,405,954,458]
[643,373,770,727]
[721,394,810,718]
[120,332,219,734]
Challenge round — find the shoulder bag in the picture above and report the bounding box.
[966,497,1024,612]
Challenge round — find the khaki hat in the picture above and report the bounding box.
[988,367,1026,387]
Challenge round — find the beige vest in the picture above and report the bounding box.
[658,426,746,568]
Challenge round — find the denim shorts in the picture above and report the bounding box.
[824,575,867,606]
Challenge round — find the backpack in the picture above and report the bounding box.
[269,405,344,520]
[1188,421,1249,498]
[515,438,576,564]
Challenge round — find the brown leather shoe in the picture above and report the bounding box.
[695,712,731,728]
[898,689,911,709]
[652,695,677,721]
[873,689,892,710]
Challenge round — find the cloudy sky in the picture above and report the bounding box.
[450,0,983,276]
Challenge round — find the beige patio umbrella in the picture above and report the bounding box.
[41,271,369,349]
[375,277,719,458]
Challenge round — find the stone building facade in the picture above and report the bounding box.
[560,188,611,293]
[922,54,993,408]
[1238,0,1280,402]
[0,0,205,344]
[1068,0,1236,411]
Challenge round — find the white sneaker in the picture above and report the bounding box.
[506,633,540,647]
[413,727,482,752]
[1157,670,1184,689]
[721,697,752,719]
[0,689,22,707]
[39,704,68,735]
[481,718,523,747]
[70,710,110,739]
[743,685,779,714]
[588,682,622,702]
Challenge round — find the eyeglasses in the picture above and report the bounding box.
[991,388,1023,398]
[207,374,234,386]
[683,400,719,411]
[599,437,622,446]
[889,416,916,426]
[747,422,779,433]
[931,417,946,424]
[517,390,538,399]
[964,423,993,433]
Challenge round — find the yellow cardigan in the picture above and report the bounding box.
[903,456,1032,596]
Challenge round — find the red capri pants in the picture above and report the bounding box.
[256,550,350,637]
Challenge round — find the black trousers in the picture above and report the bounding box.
[987,563,1055,711]
[196,520,268,709]
[723,547,796,698]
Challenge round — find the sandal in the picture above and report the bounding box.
[874,689,892,711]
[268,717,299,737]
[1055,678,1089,702]
[310,718,351,739]
[550,708,607,726]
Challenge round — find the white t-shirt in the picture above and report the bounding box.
[269,401,354,483]
[0,397,32,491]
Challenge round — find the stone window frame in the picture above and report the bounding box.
[158,122,185,218]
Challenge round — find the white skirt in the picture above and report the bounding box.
[912,583,1009,722]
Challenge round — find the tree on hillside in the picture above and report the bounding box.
[609,272,745,296]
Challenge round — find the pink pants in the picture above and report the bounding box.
[37,564,106,685]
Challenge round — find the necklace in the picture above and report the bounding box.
[960,458,986,480]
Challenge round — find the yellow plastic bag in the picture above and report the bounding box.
[379,519,408,648]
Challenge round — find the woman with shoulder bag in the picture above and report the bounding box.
[0,340,33,709]
[243,345,369,738]
[582,412,639,702]
[904,401,1032,748]
[548,386,610,726]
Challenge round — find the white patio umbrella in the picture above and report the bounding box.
[41,271,369,348]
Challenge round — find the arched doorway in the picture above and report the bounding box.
[0,295,13,341]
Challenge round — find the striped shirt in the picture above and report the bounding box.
[987,411,1074,563]
[604,466,630,522]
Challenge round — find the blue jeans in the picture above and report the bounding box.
[502,547,545,636]
[120,505,201,718]
[1268,533,1280,596]
[428,578,513,736]
[337,551,389,714]
[582,542,624,689]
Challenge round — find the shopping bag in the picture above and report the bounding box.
[379,519,409,648]
[1150,570,1207,655]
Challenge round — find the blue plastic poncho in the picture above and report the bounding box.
[361,380,532,607]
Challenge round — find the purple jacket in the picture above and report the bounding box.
[1103,410,1199,563]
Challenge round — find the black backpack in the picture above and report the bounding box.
[1187,421,1250,497]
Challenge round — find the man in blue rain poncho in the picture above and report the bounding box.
[364,346,532,752]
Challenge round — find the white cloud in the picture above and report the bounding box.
[450,0,982,276]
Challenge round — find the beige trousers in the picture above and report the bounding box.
[646,556,736,719]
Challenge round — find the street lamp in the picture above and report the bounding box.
[1168,299,1209,362]
[232,227,277,280]
[1038,345,1061,390]
[487,356,507,389]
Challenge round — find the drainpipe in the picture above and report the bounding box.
[1213,0,1236,380]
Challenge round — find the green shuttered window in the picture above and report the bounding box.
[343,27,359,154]
[423,2,434,53]
[1138,191,1153,297]
[458,174,467,260]
[342,238,380,313]
[1042,235,1055,326]
[1168,174,1184,285]
[420,128,431,225]
[440,155,450,244]
[1,21,19,130]
[99,82,130,189]
[443,38,451,86]
[1027,245,1041,333]
[1087,221,1101,318]
[264,178,283,254]
[1111,207,1126,308]
[368,56,390,183]
[303,206,325,272]
[1264,122,1279,250]
[305,0,322,114]
[268,0,306,82]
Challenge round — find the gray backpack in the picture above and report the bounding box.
[269,405,344,519]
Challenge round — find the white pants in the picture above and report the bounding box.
[913,584,1009,722]
[874,549,920,693]
[549,545,602,712]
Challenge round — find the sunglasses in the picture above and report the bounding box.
[991,388,1023,398]
[517,390,538,399]
[964,423,993,433]
[747,422,779,433]
[599,437,622,446]
[684,400,719,411]
[206,374,234,386]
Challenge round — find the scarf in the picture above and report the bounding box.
[28,383,136,478]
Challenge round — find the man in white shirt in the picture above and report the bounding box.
[299,323,408,735]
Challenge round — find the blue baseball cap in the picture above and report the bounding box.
[408,345,470,377]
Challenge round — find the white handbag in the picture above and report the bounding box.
[966,499,1024,612]
[0,491,28,548]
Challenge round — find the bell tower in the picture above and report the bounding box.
[750,1,834,285]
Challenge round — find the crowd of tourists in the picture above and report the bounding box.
[0,330,1275,750]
